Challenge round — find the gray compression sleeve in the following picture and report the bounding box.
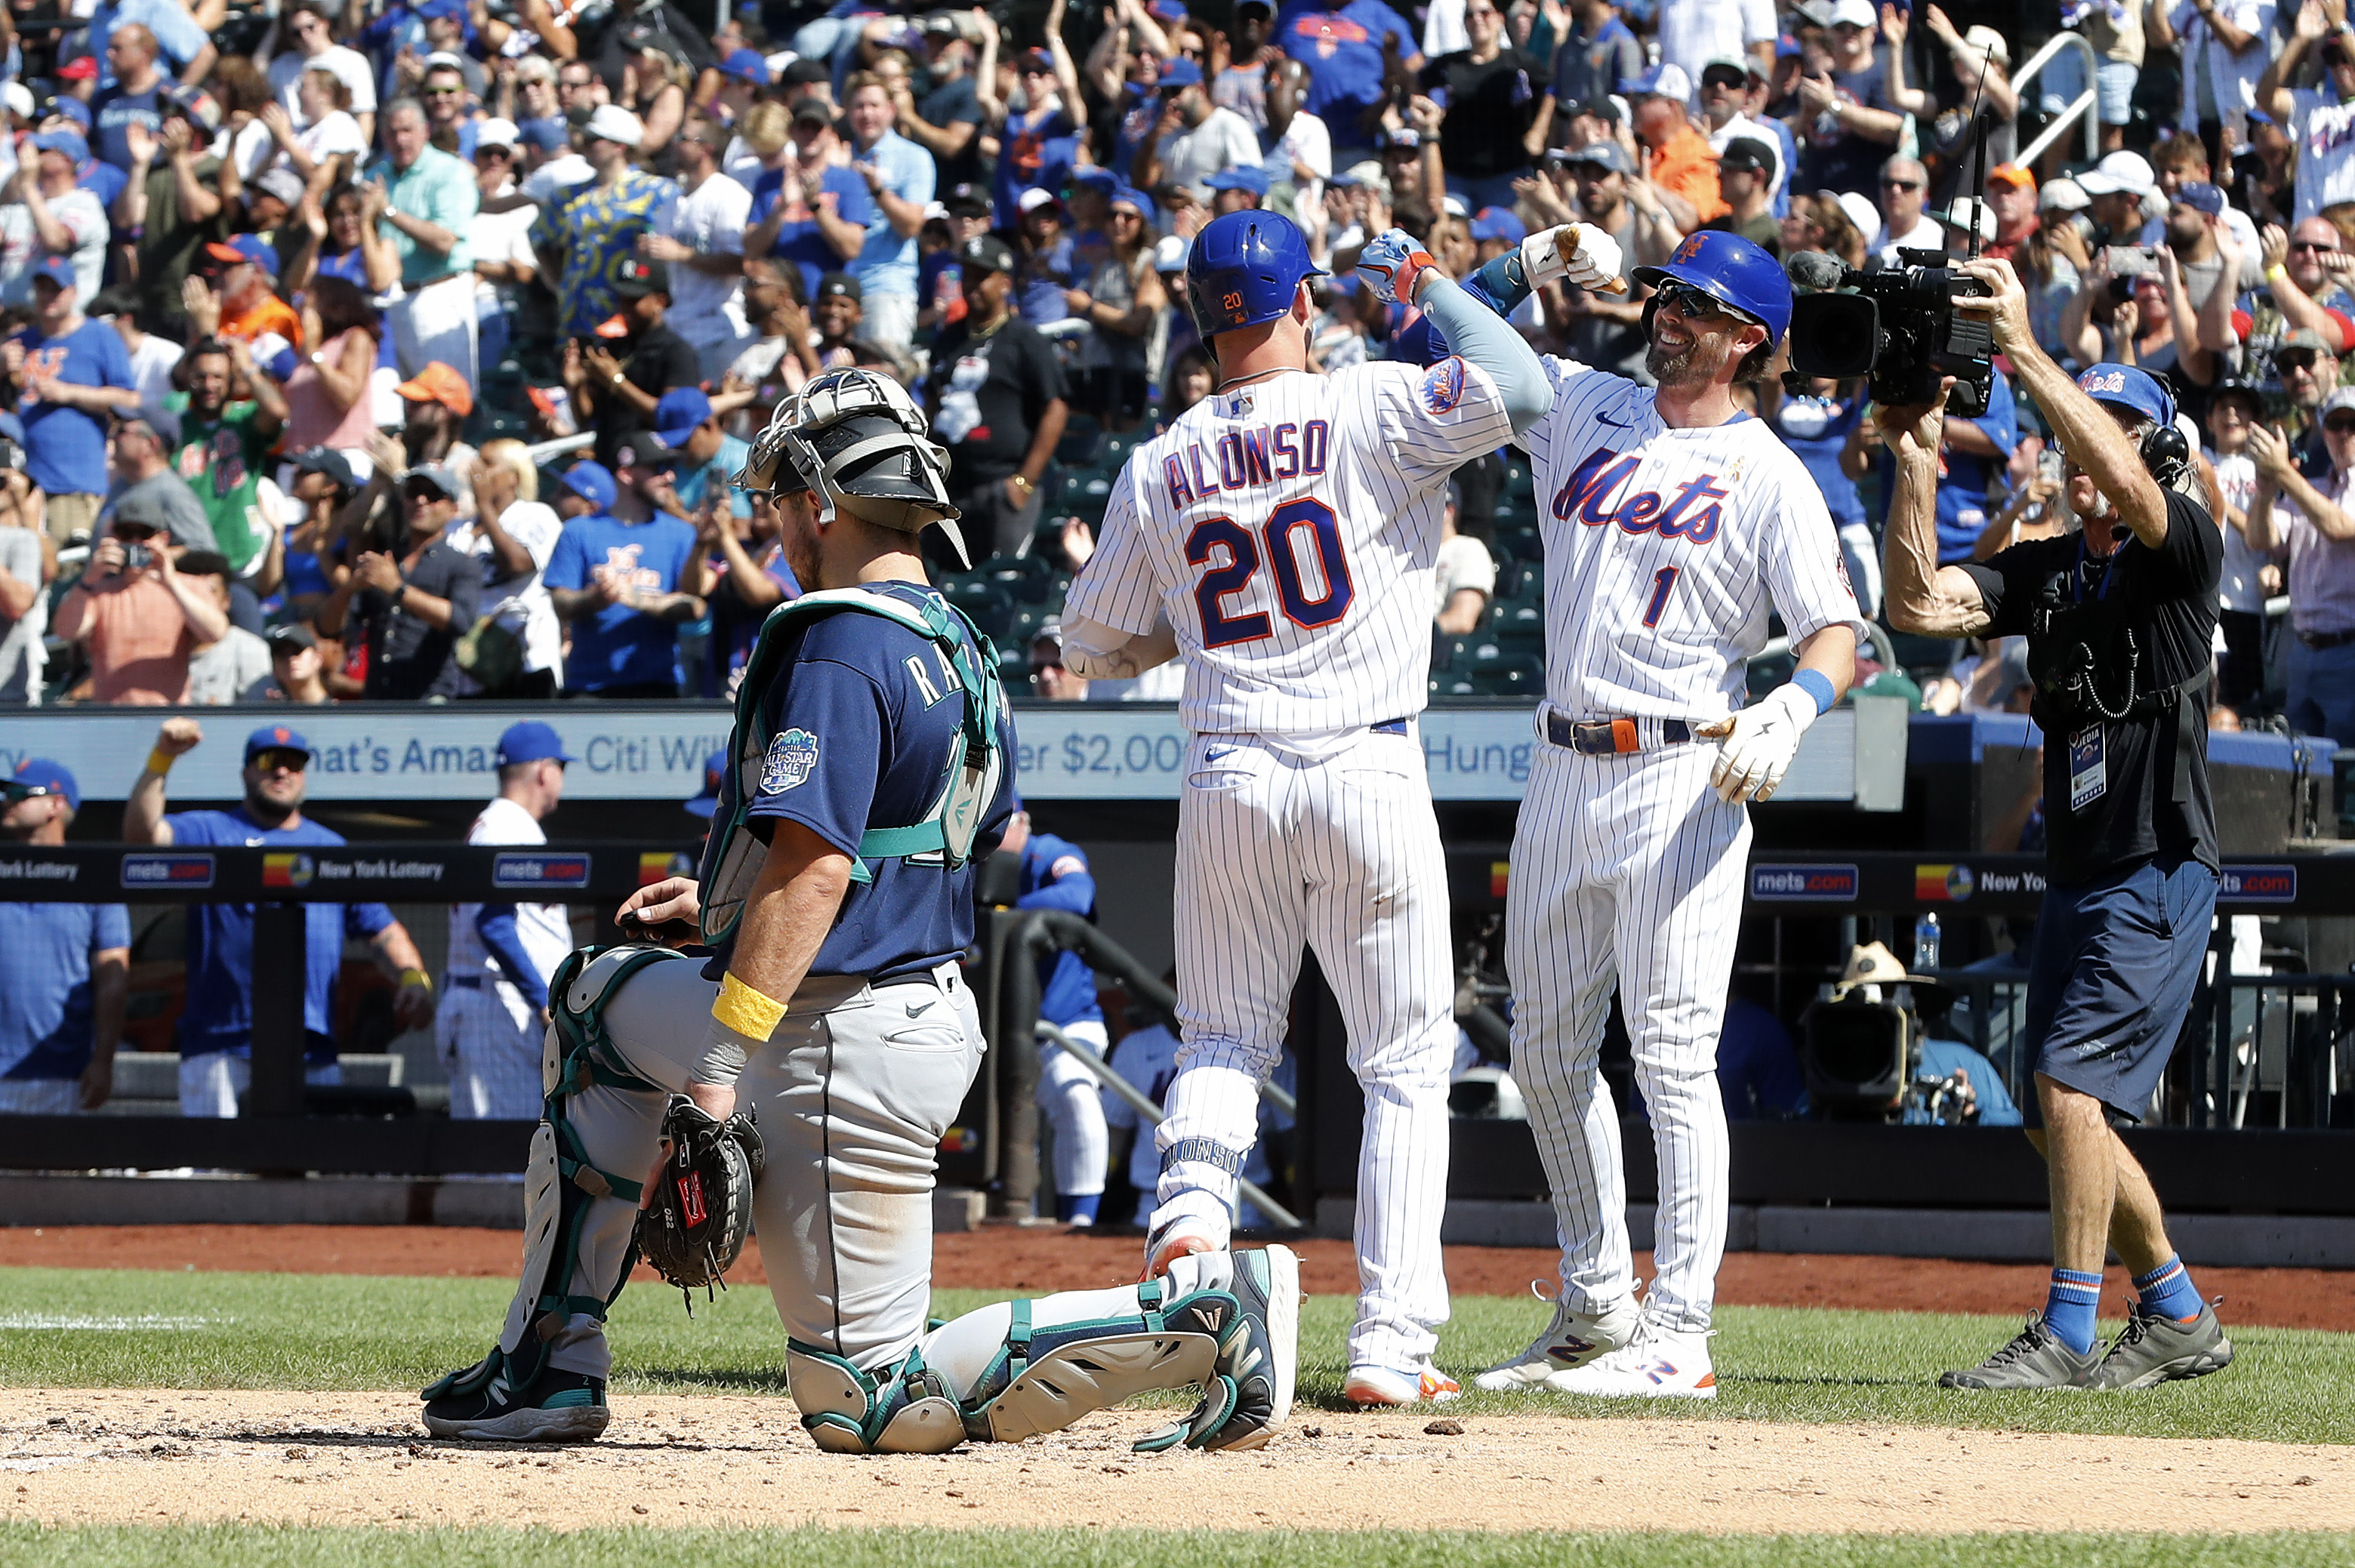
[1413,273,1552,433]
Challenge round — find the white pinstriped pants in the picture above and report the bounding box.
[439,982,548,1122]
[1153,728,1453,1372]
[1505,738,1746,1334]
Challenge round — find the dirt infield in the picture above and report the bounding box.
[3,1388,2349,1534]
[2,1225,2350,1330]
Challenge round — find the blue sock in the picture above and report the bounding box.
[2043,1268,2104,1354]
[2133,1255,2203,1322]
[1056,1193,1102,1224]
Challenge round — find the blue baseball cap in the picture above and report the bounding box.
[687,747,727,818]
[29,128,87,165]
[28,256,73,293]
[1158,58,1204,89]
[561,460,618,510]
[519,115,570,152]
[1110,183,1158,226]
[1069,165,1118,192]
[651,387,713,448]
[1207,165,1269,196]
[719,47,770,85]
[1471,207,1527,245]
[2075,363,2176,430]
[496,720,577,766]
[416,0,467,19]
[205,233,279,279]
[10,756,79,812]
[245,722,313,761]
[47,97,91,131]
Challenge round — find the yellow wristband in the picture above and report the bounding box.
[399,968,432,992]
[146,747,176,776]
[712,971,788,1041]
[2267,263,2290,285]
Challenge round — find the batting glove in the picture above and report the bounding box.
[1357,229,1438,305]
[1521,223,1623,292]
[1700,682,1820,804]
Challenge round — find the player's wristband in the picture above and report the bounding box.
[146,747,177,777]
[712,970,788,1042]
[2266,263,2289,286]
[399,967,433,993]
[1791,669,1839,716]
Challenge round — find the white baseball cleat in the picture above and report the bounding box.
[1548,1308,1717,1400]
[1473,1285,1641,1392]
[1342,1360,1463,1407]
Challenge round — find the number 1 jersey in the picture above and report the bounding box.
[1065,358,1512,737]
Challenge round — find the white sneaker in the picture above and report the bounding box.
[1473,1284,1641,1392]
[1342,1360,1463,1406]
[1549,1308,1717,1400]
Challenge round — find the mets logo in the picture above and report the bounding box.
[2078,368,2128,395]
[1674,233,1706,263]
[760,728,820,794]
[1419,357,1466,414]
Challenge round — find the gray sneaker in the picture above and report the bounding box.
[1938,1314,2100,1391]
[2089,1300,2234,1391]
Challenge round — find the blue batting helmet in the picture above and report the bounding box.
[1185,209,1328,336]
[1631,230,1792,347]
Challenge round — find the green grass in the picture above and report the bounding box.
[3,1528,2353,1568]
[2,1266,2349,1444]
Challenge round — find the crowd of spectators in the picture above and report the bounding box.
[0,0,2332,729]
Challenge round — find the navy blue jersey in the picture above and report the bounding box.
[1018,831,1103,1027]
[704,581,1018,984]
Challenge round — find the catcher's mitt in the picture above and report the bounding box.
[637,1095,764,1309]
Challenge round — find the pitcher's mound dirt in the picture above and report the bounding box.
[2,1389,2347,1535]
[2,1226,2350,1331]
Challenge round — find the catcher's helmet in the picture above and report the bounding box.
[1185,209,1328,337]
[1631,230,1792,347]
[735,367,968,565]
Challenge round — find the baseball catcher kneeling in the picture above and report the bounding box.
[420,370,1299,1452]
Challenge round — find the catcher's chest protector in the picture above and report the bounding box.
[701,585,1005,947]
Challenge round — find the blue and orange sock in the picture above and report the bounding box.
[1056,1193,1102,1224]
[2134,1255,2204,1323]
[2043,1268,2104,1354]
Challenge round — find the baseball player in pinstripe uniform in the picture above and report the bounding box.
[1422,228,1863,1399]
[440,722,579,1121]
[1060,211,1557,1406]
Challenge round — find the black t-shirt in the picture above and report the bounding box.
[1960,489,2223,886]
[1426,48,1542,180]
[920,74,984,189]
[358,538,482,701]
[596,322,702,468]
[926,316,1068,488]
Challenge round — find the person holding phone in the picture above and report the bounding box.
[51,493,229,702]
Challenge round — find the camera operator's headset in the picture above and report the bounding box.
[2140,420,2193,493]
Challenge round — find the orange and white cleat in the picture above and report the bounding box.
[1342,1360,1463,1407]
[1140,1218,1221,1281]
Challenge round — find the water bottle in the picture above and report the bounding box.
[1913,912,1942,975]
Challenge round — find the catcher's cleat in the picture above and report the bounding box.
[1474,1284,1640,1391]
[2088,1300,2234,1391]
[1137,1245,1299,1453]
[1939,1314,2100,1391]
[1342,1360,1462,1407]
[423,1361,610,1443]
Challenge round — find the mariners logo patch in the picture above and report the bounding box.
[760,728,820,794]
[1419,357,1467,414]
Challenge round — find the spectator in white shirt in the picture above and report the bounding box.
[0,130,108,307]
[468,119,538,372]
[267,0,380,147]
[1434,483,1496,636]
[2258,0,2355,220]
[447,440,564,698]
[1872,154,1943,264]
[1133,60,1261,201]
[639,112,750,383]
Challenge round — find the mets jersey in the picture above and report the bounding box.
[1523,360,1860,721]
[1065,359,1513,736]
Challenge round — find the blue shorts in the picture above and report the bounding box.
[2021,855,2218,1124]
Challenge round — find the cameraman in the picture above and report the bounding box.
[1880,257,2233,1395]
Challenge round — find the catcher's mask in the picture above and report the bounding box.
[735,367,968,566]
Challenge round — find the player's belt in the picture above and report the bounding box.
[448,975,485,989]
[1545,712,1694,755]
[2298,627,2355,651]
[1371,718,1409,736]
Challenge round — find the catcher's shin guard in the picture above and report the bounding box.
[423,946,676,1410]
[785,1346,969,1454]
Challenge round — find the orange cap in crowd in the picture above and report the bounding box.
[395,362,474,418]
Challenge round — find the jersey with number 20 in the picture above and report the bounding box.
[1524,359,1860,722]
[1066,357,1512,735]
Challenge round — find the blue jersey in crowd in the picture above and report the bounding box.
[705,581,1016,984]
[1019,830,1105,1028]
[16,318,134,498]
[751,165,875,302]
[1275,0,1417,146]
[1769,390,1867,531]
[0,902,130,1080]
[165,809,396,1063]
[543,510,699,691]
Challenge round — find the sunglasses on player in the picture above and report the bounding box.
[1652,282,1752,327]
[248,748,310,775]
[0,780,60,803]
